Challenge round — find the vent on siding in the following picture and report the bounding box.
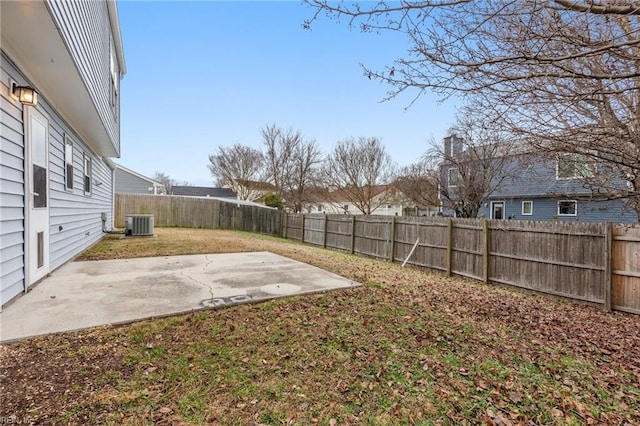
[125,214,154,236]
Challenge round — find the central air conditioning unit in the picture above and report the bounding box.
[124,214,154,236]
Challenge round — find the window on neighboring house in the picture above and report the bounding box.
[522,200,533,216]
[64,135,73,190]
[84,155,92,195]
[556,153,595,179]
[558,200,577,216]
[343,204,349,211]
[317,205,324,212]
[448,168,461,187]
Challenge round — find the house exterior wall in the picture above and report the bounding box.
[487,154,637,223]
[1,54,116,305]
[479,197,637,223]
[323,202,404,216]
[442,144,638,223]
[47,0,121,156]
[0,64,26,305]
[115,167,159,194]
[1,0,124,307]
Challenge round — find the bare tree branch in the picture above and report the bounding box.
[324,137,396,215]
[207,144,264,200]
[305,0,640,219]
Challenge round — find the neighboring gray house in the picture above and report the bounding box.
[0,1,126,306]
[115,164,164,195]
[441,136,638,223]
[171,186,237,199]
[476,152,638,223]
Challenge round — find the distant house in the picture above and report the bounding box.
[171,186,237,199]
[170,186,273,210]
[114,164,164,195]
[477,153,638,223]
[311,185,412,216]
[233,180,278,203]
[0,0,126,305]
[441,135,638,223]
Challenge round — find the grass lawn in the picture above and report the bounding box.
[1,228,639,425]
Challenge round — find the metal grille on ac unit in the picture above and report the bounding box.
[124,214,154,236]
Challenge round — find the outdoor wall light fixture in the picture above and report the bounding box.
[10,82,38,106]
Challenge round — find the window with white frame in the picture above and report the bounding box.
[84,155,92,195]
[110,35,119,116]
[556,153,595,180]
[64,135,74,190]
[522,200,533,215]
[558,200,577,216]
[447,167,461,187]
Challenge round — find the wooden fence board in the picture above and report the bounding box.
[115,194,281,236]
[112,199,640,315]
[282,214,639,314]
[354,216,392,259]
[612,225,640,313]
[488,220,606,305]
[303,215,325,246]
[325,215,353,252]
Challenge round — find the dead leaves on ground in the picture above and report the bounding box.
[2,229,640,425]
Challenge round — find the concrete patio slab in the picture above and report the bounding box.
[0,252,359,343]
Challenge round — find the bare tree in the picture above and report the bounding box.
[261,124,302,196]
[305,0,640,219]
[207,144,264,200]
[324,137,396,215]
[261,124,322,212]
[285,138,323,213]
[395,162,440,213]
[429,112,518,218]
[152,171,175,195]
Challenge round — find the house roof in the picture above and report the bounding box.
[327,185,401,203]
[114,163,162,186]
[171,186,237,198]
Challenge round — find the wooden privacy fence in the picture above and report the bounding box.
[283,214,640,314]
[115,193,282,236]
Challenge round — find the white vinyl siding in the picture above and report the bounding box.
[0,61,26,305]
[1,53,116,305]
[47,0,120,155]
[44,95,114,273]
[114,166,160,194]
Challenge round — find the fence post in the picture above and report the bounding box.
[389,216,396,262]
[282,211,288,239]
[301,214,306,243]
[447,218,453,277]
[483,219,490,284]
[351,215,356,254]
[323,214,328,248]
[604,222,612,312]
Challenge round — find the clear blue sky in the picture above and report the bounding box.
[117,1,459,186]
